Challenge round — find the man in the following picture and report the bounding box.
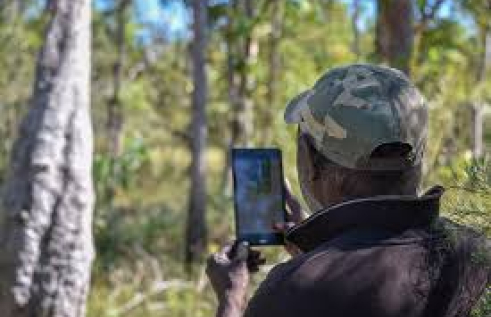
[206,64,490,317]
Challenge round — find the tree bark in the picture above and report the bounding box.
[221,0,259,191]
[185,0,208,265]
[376,0,413,75]
[0,0,24,20]
[105,0,131,205]
[472,104,483,159]
[264,0,283,143]
[231,0,257,147]
[351,0,361,60]
[472,26,491,159]
[107,0,130,159]
[220,26,240,192]
[0,0,94,316]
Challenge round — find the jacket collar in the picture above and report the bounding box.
[285,186,445,252]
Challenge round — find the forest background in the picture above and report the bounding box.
[0,0,490,316]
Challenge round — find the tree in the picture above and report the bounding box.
[265,0,284,142]
[351,0,361,60]
[105,0,131,204]
[107,0,131,158]
[0,0,25,20]
[219,0,262,190]
[227,0,259,147]
[186,0,208,265]
[0,0,94,315]
[464,0,491,158]
[376,0,414,74]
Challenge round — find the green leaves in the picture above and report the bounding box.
[94,135,150,205]
[440,158,491,235]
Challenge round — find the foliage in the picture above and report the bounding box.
[438,157,491,235]
[94,135,150,206]
[439,157,491,316]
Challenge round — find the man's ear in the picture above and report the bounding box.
[298,134,319,181]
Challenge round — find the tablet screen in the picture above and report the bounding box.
[232,149,285,244]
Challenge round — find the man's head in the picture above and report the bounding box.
[285,64,428,210]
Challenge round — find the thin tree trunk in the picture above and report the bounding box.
[376,0,413,75]
[107,0,130,158]
[351,0,361,60]
[231,0,256,147]
[186,0,208,265]
[105,0,130,205]
[0,0,23,20]
[472,27,491,159]
[264,0,283,143]
[222,0,258,191]
[472,104,483,159]
[477,29,491,82]
[0,0,94,316]
[220,31,239,193]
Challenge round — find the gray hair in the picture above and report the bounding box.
[304,133,422,200]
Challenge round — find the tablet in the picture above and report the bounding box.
[232,148,286,245]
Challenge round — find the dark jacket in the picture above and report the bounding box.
[244,187,490,317]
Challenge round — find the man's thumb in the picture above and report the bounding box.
[234,241,249,262]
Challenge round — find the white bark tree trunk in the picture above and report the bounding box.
[0,0,94,316]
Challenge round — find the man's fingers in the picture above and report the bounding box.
[273,222,296,233]
[248,249,261,260]
[283,178,305,223]
[248,256,266,266]
[285,242,303,257]
[272,223,284,231]
[247,252,266,272]
[210,242,267,272]
[233,241,249,262]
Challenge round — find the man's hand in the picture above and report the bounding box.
[206,241,265,317]
[273,179,306,257]
[284,178,306,224]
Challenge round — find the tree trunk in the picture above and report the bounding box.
[376,0,413,75]
[472,27,491,159]
[221,0,259,191]
[185,0,208,265]
[231,0,257,147]
[220,28,240,192]
[0,0,94,316]
[0,0,24,20]
[264,0,283,143]
[472,104,483,159]
[105,0,130,205]
[107,0,130,158]
[351,0,361,60]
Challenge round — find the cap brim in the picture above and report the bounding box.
[284,90,312,124]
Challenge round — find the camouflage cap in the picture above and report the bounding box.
[285,64,428,170]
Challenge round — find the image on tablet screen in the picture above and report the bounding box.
[234,155,283,235]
